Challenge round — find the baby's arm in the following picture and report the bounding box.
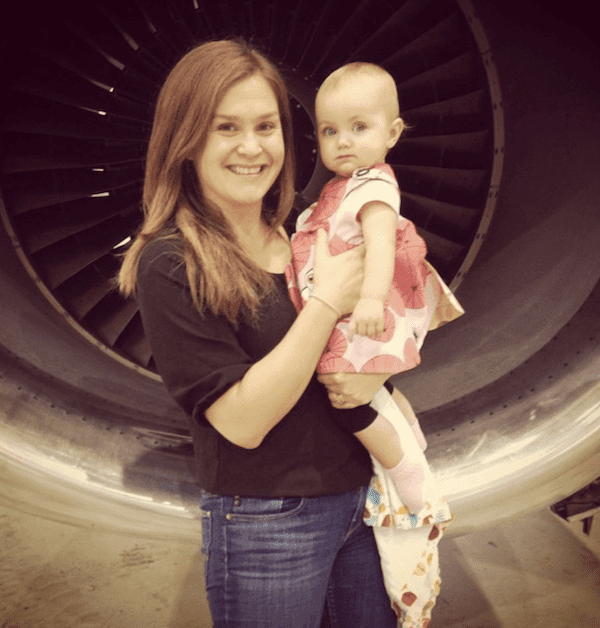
[348,201,398,341]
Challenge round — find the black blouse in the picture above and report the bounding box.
[136,238,376,497]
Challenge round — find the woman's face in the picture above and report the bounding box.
[195,74,285,218]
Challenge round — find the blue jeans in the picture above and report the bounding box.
[200,486,397,628]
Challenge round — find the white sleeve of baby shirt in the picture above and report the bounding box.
[341,167,400,221]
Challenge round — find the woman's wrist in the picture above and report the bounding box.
[310,294,341,320]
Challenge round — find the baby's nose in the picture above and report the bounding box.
[337,132,352,147]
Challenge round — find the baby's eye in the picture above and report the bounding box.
[352,123,367,133]
[321,127,336,137]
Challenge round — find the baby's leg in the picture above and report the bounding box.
[391,388,427,451]
[355,415,425,514]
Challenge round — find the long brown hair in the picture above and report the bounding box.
[118,40,295,323]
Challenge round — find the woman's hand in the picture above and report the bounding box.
[312,230,365,317]
[317,372,392,408]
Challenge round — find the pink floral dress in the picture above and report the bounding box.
[285,164,464,375]
[285,164,463,627]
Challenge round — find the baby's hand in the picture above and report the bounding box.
[347,297,385,341]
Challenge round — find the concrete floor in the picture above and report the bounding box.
[437,510,600,628]
[1,457,599,628]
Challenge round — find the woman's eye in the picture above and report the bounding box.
[258,122,276,132]
[216,123,236,133]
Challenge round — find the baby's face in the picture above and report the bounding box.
[316,76,401,177]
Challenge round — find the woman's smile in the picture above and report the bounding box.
[227,164,267,175]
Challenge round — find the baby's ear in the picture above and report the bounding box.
[387,117,405,149]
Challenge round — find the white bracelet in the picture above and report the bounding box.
[310,295,342,320]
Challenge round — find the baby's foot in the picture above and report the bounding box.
[384,457,425,514]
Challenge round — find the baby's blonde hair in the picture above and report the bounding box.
[317,62,400,120]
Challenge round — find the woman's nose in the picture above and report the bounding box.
[238,132,262,156]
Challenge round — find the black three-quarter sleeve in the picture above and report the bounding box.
[136,240,253,421]
[328,403,378,433]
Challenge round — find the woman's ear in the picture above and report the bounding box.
[386,117,405,150]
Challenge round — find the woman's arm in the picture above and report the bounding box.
[206,230,364,449]
[207,297,337,448]
[348,201,398,340]
[317,371,392,409]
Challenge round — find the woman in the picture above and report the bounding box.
[119,40,396,627]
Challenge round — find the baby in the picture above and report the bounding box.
[287,63,463,514]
